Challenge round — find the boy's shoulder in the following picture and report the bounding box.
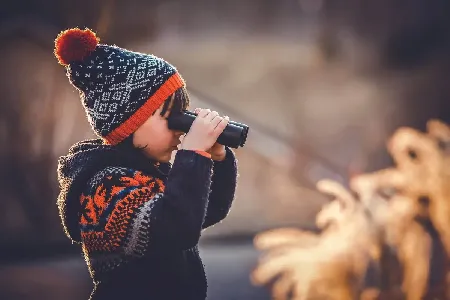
[88,166,132,185]
[86,166,162,192]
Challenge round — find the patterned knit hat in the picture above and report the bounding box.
[54,28,185,145]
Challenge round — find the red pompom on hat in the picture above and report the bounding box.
[54,28,99,66]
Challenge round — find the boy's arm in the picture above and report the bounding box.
[202,147,238,229]
[80,150,213,255]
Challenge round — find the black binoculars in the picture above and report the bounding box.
[167,111,249,149]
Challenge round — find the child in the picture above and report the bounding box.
[54,28,238,300]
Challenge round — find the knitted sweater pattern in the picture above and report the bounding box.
[57,139,237,299]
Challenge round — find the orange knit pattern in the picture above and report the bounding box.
[80,170,165,253]
[194,150,212,159]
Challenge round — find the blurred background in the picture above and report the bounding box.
[1,0,450,299]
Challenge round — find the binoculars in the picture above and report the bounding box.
[167,111,249,149]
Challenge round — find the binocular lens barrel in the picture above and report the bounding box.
[167,111,249,149]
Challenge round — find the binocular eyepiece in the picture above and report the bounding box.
[167,111,249,149]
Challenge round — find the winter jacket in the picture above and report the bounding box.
[57,139,237,299]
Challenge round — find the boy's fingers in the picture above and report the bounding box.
[211,115,224,128]
[214,116,229,133]
[197,108,211,118]
[194,108,201,114]
[206,111,219,122]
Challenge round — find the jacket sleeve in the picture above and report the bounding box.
[202,147,238,229]
[79,150,213,257]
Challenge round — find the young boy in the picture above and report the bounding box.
[55,28,238,299]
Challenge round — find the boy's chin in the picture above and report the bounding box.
[158,150,177,163]
[144,150,173,163]
[158,156,171,163]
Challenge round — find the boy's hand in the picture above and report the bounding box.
[192,108,228,161]
[180,108,229,154]
[208,142,226,161]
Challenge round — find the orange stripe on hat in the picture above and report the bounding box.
[104,72,185,145]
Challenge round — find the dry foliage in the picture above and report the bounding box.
[251,119,450,300]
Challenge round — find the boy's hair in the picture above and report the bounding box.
[118,87,190,151]
[159,87,190,117]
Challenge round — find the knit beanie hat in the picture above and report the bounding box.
[54,28,185,145]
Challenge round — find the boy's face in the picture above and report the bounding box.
[133,102,185,162]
